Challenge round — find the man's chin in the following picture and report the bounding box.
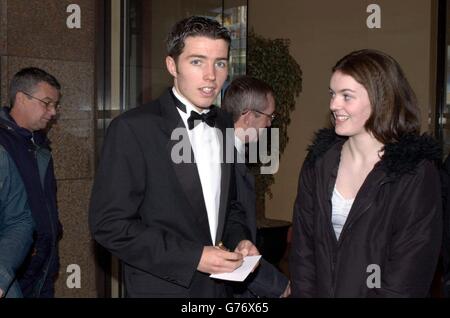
[196,104,214,109]
[38,122,50,130]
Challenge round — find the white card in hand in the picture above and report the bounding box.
[210,255,261,282]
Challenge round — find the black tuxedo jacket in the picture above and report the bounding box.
[89,89,249,297]
[233,161,289,298]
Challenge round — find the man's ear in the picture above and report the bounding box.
[14,91,25,106]
[240,109,252,126]
[166,56,177,78]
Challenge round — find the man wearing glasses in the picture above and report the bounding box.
[222,75,290,298]
[0,67,62,297]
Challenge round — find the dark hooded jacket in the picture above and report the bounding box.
[0,107,61,297]
[290,128,443,298]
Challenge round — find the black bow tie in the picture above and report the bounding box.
[187,108,217,130]
[170,90,217,130]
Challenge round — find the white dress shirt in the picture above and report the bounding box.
[172,88,222,243]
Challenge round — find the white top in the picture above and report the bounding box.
[173,87,222,244]
[331,186,355,240]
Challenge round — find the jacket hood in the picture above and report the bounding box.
[305,128,442,176]
[0,106,20,131]
[0,106,50,148]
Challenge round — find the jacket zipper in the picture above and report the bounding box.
[328,196,338,297]
[31,135,57,296]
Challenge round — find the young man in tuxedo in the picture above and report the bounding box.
[222,75,290,298]
[89,16,258,298]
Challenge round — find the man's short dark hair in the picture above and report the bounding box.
[222,76,274,122]
[166,16,231,62]
[9,67,61,107]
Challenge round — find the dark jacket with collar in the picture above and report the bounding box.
[0,107,61,298]
[0,144,34,298]
[89,89,250,298]
[232,160,289,298]
[440,154,450,297]
[290,128,443,298]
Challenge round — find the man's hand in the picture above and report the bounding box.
[0,288,4,298]
[234,239,259,257]
[197,246,244,274]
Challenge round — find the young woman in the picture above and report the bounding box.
[290,49,442,297]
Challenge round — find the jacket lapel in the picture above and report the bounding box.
[160,90,211,243]
[235,161,257,241]
[339,166,388,240]
[212,110,233,244]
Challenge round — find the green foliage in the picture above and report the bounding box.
[247,30,302,209]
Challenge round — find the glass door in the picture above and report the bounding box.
[123,0,248,109]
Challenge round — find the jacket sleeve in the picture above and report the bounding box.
[221,126,252,249]
[370,160,443,297]
[246,258,289,297]
[88,117,203,288]
[221,156,252,250]
[0,148,34,296]
[289,162,317,297]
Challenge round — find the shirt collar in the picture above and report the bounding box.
[172,87,209,115]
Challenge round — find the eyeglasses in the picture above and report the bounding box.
[21,91,60,110]
[251,109,276,121]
